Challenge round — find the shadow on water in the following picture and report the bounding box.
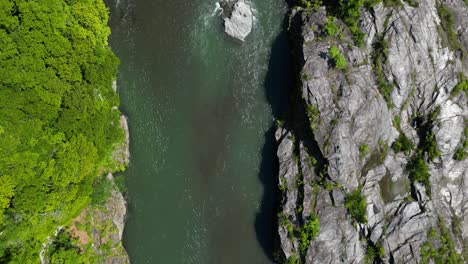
[254,7,293,262]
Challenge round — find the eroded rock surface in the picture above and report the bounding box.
[276,0,468,263]
[221,0,253,42]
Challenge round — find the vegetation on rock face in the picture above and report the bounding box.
[359,144,369,157]
[365,241,384,264]
[285,254,300,264]
[299,214,320,255]
[436,4,463,53]
[297,0,371,45]
[419,107,441,162]
[323,16,340,37]
[306,104,321,130]
[371,34,393,107]
[344,186,367,224]
[392,134,414,154]
[406,108,442,197]
[329,45,347,70]
[420,220,463,264]
[407,152,431,195]
[46,230,84,263]
[0,0,124,262]
[391,116,414,154]
[453,127,468,161]
[299,0,323,10]
[451,73,468,97]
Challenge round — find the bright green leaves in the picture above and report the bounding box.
[451,73,468,97]
[69,0,111,45]
[0,1,19,32]
[0,176,15,219]
[0,0,123,261]
[344,186,368,224]
[329,45,347,70]
[407,152,431,195]
[299,214,320,254]
[323,17,340,37]
[338,0,366,46]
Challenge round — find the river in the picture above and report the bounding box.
[105,0,291,262]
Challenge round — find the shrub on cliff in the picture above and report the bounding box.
[329,46,347,70]
[453,127,468,161]
[392,134,414,154]
[299,214,320,254]
[451,73,468,97]
[323,16,340,36]
[344,186,367,224]
[407,152,431,195]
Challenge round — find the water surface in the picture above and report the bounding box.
[106,0,290,262]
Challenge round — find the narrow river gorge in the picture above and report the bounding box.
[106,0,292,262]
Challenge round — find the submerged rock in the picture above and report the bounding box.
[221,0,253,42]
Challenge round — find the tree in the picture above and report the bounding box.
[0,0,124,261]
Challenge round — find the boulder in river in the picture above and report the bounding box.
[221,0,253,42]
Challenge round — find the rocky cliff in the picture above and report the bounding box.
[276,0,468,263]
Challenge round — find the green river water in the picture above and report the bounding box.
[106,0,291,262]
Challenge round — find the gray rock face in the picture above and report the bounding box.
[276,0,468,263]
[222,0,253,42]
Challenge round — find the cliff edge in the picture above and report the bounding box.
[276,0,468,263]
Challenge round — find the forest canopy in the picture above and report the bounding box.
[0,0,124,262]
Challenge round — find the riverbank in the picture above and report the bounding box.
[65,114,131,264]
[41,111,130,264]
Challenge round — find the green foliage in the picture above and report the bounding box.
[365,242,384,264]
[337,0,367,46]
[279,176,287,192]
[306,104,320,129]
[45,230,111,264]
[113,175,127,194]
[405,108,442,197]
[371,34,393,107]
[420,220,464,264]
[392,134,414,154]
[294,173,304,188]
[424,133,441,161]
[90,176,113,206]
[453,127,468,161]
[276,119,285,128]
[285,255,300,264]
[451,73,468,97]
[287,222,295,239]
[407,152,431,195]
[299,214,320,255]
[344,186,367,224]
[0,0,124,261]
[364,0,383,9]
[383,0,402,7]
[417,108,441,162]
[359,144,369,157]
[299,0,323,10]
[0,176,14,220]
[329,46,347,70]
[46,231,83,264]
[436,4,463,53]
[404,0,419,7]
[323,17,340,37]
